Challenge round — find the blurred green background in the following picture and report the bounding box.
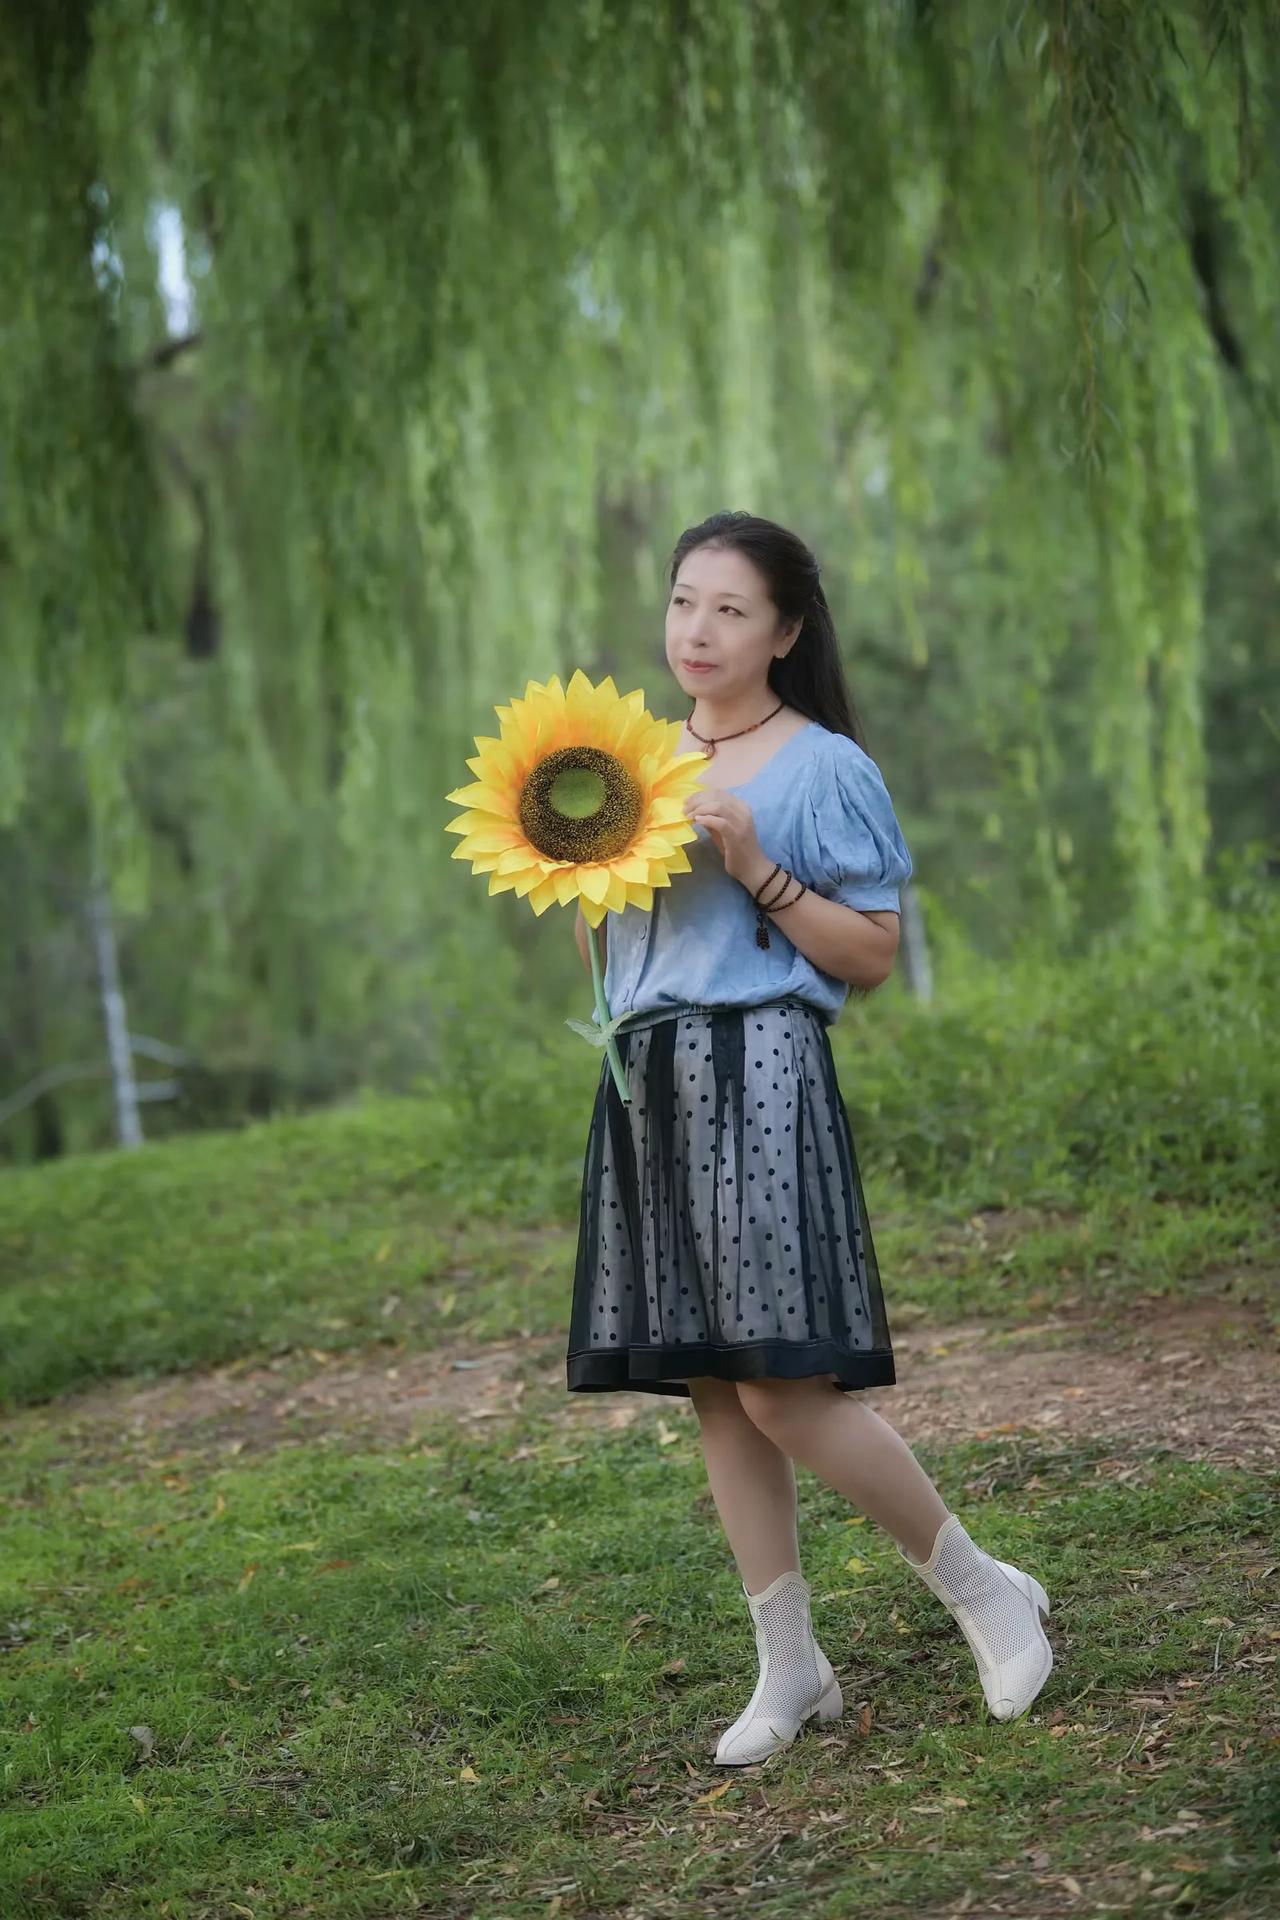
[2,1,1277,1163]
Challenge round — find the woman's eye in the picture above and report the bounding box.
[673,597,741,614]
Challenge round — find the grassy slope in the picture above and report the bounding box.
[3,892,1277,1412]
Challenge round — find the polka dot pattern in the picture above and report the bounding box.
[565,999,896,1399]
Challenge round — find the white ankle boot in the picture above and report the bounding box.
[897,1513,1053,1721]
[714,1568,844,1766]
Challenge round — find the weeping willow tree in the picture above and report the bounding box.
[1,0,1277,1152]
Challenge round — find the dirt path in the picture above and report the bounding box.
[32,1289,1277,1474]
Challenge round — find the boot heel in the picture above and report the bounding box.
[812,1674,844,1723]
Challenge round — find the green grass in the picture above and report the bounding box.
[1,892,1277,1914]
[2,1397,1277,1918]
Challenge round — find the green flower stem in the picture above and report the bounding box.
[589,915,631,1106]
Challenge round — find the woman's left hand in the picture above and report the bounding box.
[682,788,764,886]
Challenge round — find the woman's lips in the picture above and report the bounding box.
[683,660,717,672]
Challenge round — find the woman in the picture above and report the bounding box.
[568,511,1053,1765]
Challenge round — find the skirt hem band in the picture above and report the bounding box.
[567,1338,896,1397]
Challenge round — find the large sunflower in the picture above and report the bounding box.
[444,669,710,1104]
[444,669,709,928]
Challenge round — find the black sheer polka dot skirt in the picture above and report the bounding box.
[566,998,896,1399]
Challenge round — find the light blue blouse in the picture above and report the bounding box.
[592,721,913,1033]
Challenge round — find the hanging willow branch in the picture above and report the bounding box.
[0,0,1276,957]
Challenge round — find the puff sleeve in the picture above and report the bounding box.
[798,733,913,912]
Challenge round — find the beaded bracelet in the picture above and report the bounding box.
[751,864,808,949]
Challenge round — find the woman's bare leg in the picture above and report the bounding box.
[733,1375,951,1563]
[684,1376,804,1594]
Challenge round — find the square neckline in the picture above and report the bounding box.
[721,719,820,793]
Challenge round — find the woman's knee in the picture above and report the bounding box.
[685,1374,753,1420]
[735,1373,840,1436]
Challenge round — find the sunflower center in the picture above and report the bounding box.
[549,766,606,818]
[518,745,644,863]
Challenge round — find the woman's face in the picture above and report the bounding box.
[664,544,798,704]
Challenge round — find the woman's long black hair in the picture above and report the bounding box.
[667,511,868,752]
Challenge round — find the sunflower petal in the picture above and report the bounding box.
[494,846,538,875]
[444,808,516,834]
[456,827,527,854]
[527,875,563,915]
[446,781,514,812]
[649,753,711,796]
[629,831,680,860]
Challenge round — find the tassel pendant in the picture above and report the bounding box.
[755,910,771,949]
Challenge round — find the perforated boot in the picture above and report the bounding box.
[897,1513,1053,1721]
[714,1568,844,1766]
